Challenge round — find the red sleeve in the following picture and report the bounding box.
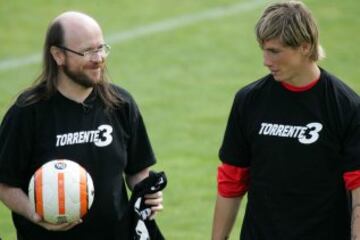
[217,163,249,197]
[343,170,360,190]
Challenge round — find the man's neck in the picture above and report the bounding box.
[286,62,320,87]
[56,75,93,103]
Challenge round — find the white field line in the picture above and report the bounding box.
[0,0,264,72]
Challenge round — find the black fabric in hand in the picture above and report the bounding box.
[130,171,167,240]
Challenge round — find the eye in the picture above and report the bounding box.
[97,44,106,50]
[82,44,103,53]
[268,49,280,54]
[81,44,111,58]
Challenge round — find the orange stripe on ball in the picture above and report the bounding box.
[35,168,44,218]
[58,172,65,215]
[79,168,88,217]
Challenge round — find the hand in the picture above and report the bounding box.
[144,191,163,220]
[30,212,82,231]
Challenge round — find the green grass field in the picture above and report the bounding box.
[0,0,359,239]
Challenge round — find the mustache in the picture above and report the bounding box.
[85,62,105,69]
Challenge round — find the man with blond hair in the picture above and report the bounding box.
[0,11,163,240]
[212,1,360,239]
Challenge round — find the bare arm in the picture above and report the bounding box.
[212,194,242,240]
[0,182,80,231]
[126,167,163,219]
[352,187,360,240]
[0,183,36,221]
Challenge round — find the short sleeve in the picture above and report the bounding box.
[342,102,360,172]
[124,96,156,175]
[0,104,34,188]
[219,91,251,167]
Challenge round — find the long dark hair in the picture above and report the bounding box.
[18,20,122,110]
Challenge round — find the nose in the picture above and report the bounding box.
[90,51,103,62]
[263,51,272,68]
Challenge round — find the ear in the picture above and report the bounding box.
[50,46,65,66]
[300,42,311,56]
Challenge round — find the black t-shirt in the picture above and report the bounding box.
[219,69,360,240]
[0,85,156,240]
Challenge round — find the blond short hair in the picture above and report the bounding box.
[255,1,325,61]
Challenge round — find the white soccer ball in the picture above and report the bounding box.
[28,159,95,224]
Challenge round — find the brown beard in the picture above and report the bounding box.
[62,63,104,88]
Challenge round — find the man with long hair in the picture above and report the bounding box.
[212,1,360,239]
[0,11,163,239]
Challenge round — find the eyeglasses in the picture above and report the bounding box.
[56,44,111,59]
